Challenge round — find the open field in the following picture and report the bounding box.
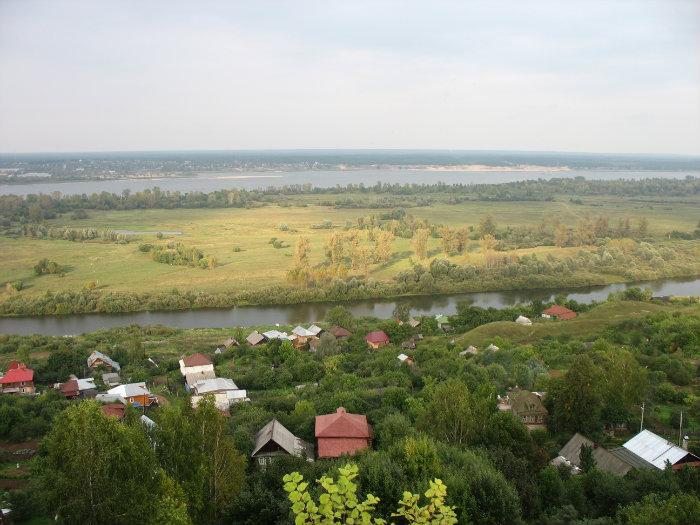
[1,196,699,302]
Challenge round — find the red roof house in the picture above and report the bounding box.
[542,305,577,320]
[315,407,373,458]
[365,330,390,349]
[102,403,126,420]
[0,362,35,395]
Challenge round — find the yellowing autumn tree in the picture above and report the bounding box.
[412,229,430,260]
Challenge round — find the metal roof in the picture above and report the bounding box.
[622,429,692,469]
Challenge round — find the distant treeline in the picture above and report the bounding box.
[1,177,699,222]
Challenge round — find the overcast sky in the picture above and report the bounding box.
[0,0,698,155]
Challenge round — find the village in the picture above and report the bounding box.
[2,301,697,478]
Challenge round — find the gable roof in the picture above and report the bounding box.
[246,331,266,345]
[329,325,352,338]
[77,378,97,391]
[107,382,151,399]
[222,338,239,347]
[193,377,238,395]
[365,330,390,344]
[308,324,323,336]
[252,419,312,458]
[509,390,548,416]
[102,403,126,419]
[315,407,371,438]
[558,432,654,476]
[263,329,292,340]
[292,326,315,337]
[59,379,79,396]
[87,351,121,371]
[181,353,213,367]
[622,429,699,469]
[543,305,577,319]
[185,370,216,388]
[0,363,33,384]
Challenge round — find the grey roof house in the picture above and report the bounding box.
[251,419,314,465]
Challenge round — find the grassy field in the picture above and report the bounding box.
[1,196,698,301]
[457,300,700,347]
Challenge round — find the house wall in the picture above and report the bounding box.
[0,381,35,394]
[317,437,371,458]
[180,363,215,376]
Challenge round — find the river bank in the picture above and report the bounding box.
[1,275,698,336]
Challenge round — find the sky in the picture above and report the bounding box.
[0,0,699,155]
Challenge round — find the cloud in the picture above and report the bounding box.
[0,0,698,154]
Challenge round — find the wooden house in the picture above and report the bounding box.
[329,325,352,340]
[107,382,157,407]
[87,351,121,372]
[251,419,314,466]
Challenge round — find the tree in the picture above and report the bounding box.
[579,443,595,473]
[412,229,430,260]
[325,232,345,264]
[637,217,649,238]
[393,303,411,323]
[35,401,181,524]
[548,355,604,434]
[155,399,246,522]
[477,215,497,237]
[554,224,569,247]
[618,492,700,525]
[375,229,394,263]
[315,332,340,357]
[417,379,493,446]
[325,305,354,330]
[282,463,457,524]
[293,236,311,269]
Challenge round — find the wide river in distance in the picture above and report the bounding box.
[1,169,698,196]
[1,276,698,336]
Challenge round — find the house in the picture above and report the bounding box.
[408,318,421,328]
[107,382,157,407]
[185,369,216,390]
[459,345,479,357]
[329,325,352,340]
[102,372,121,387]
[102,403,126,420]
[291,326,315,348]
[542,305,577,320]
[401,338,417,350]
[315,407,373,458]
[621,429,700,470]
[222,337,239,348]
[190,377,249,411]
[58,377,97,399]
[397,353,415,366]
[87,351,121,371]
[251,419,314,465]
[498,388,548,430]
[179,353,215,377]
[515,315,532,325]
[365,330,390,349]
[554,433,655,476]
[0,362,35,395]
[246,330,266,346]
[263,329,292,341]
[308,324,324,337]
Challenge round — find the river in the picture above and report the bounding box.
[0,277,698,336]
[1,169,698,196]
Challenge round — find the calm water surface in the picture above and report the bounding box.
[0,277,698,336]
[1,169,698,196]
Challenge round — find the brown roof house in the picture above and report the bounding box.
[315,407,373,458]
[365,330,390,349]
[87,351,121,372]
[251,419,314,466]
[329,325,352,340]
[498,388,548,431]
[542,305,577,320]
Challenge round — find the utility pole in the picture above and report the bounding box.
[679,411,683,447]
[640,402,645,432]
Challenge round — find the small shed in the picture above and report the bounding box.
[365,330,390,349]
[397,353,415,366]
[486,343,500,352]
[515,315,532,325]
[246,331,266,346]
[222,337,240,348]
[329,325,352,339]
[459,345,479,357]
